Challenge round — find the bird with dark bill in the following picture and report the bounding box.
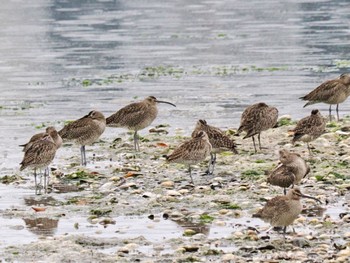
[165,131,212,184]
[238,102,278,152]
[106,96,176,151]
[191,119,238,175]
[300,73,350,121]
[290,109,326,154]
[59,110,106,166]
[20,126,62,152]
[20,134,58,195]
[267,149,310,194]
[252,187,321,236]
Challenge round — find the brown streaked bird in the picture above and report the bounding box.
[252,187,321,235]
[165,131,212,184]
[191,119,238,175]
[106,96,176,151]
[20,134,57,195]
[290,109,326,154]
[267,149,310,194]
[20,126,62,152]
[300,73,350,121]
[58,110,106,166]
[267,164,295,195]
[238,102,278,152]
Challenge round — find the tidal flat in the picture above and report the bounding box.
[0,116,350,262]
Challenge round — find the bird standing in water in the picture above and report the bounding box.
[106,96,176,151]
[300,73,350,121]
[253,187,321,236]
[20,134,58,194]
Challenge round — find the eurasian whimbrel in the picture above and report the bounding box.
[165,131,212,184]
[20,126,62,152]
[300,73,350,121]
[291,109,326,154]
[191,119,238,175]
[58,110,106,166]
[267,149,310,194]
[106,96,176,151]
[252,187,321,235]
[20,134,57,194]
[238,102,278,152]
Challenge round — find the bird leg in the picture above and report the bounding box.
[307,143,313,156]
[80,145,86,166]
[329,105,332,122]
[43,167,50,194]
[258,133,262,150]
[336,104,339,121]
[252,136,257,153]
[34,168,38,195]
[133,131,140,151]
[204,153,216,175]
[188,166,194,184]
[209,153,217,175]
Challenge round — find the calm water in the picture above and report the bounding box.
[1,0,350,168]
[0,0,350,250]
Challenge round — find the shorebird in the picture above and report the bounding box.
[267,149,310,194]
[300,73,350,121]
[20,126,62,152]
[20,134,57,194]
[290,109,326,154]
[252,187,321,235]
[165,131,212,184]
[106,96,176,151]
[59,110,106,166]
[238,102,278,152]
[191,119,238,175]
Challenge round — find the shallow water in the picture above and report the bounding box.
[1,0,350,257]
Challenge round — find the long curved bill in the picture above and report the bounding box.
[156,100,176,107]
[301,194,322,204]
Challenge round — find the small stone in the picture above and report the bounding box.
[183,229,197,236]
[214,220,226,226]
[178,189,190,195]
[219,209,229,215]
[161,181,174,188]
[222,254,237,262]
[166,190,182,196]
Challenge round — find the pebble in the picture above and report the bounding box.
[161,180,174,188]
[166,190,182,196]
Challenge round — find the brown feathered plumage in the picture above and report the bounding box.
[20,134,57,195]
[267,149,310,194]
[300,73,350,121]
[106,96,175,151]
[20,127,62,152]
[253,187,321,234]
[59,110,106,166]
[166,131,212,184]
[191,119,237,174]
[238,102,278,152]
[291,109,326,154]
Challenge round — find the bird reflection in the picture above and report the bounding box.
[23,217,59,236]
